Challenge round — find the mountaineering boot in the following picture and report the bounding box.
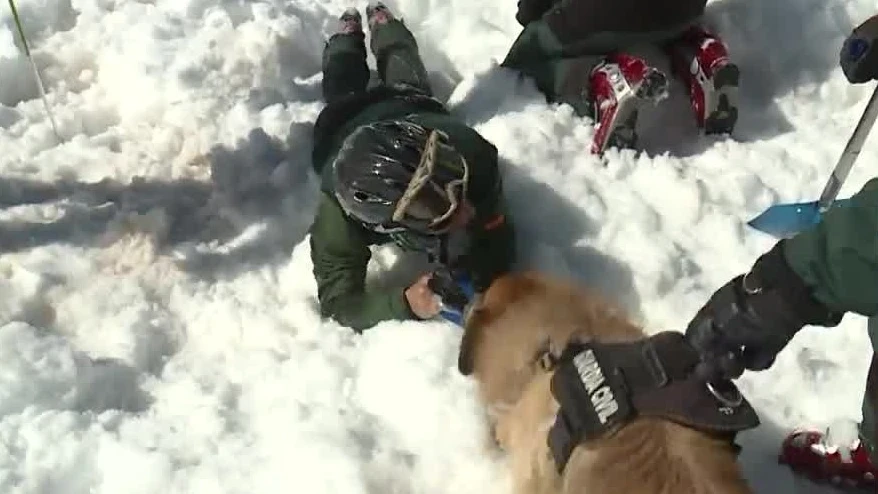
[336,7,363,35]
[665,25,739,135]
[366,2,395,29]
[779,421,878,490]
[588,52,669,155]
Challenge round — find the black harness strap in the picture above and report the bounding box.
[547,331,760,472]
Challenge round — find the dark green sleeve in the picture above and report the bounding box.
[465,170,517,292]
[309,192,417,331]
[783,178,878,317]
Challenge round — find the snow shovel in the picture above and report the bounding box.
[747,84,878,239]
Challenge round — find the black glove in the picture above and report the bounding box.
[685,241,844,382]
[428,267,471,312]
[515,0,557,26]
[840,15,878,83]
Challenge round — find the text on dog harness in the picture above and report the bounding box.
[573,348,620,424]
[546,331,761,473]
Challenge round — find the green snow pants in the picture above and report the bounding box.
[321,17,433,103]
[500,15,699,118]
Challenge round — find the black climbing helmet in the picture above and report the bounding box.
[331,119,469,235]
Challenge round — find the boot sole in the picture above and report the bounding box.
[594,92,641,154]
[596,68,669,154]
[605,105,639,151]
[637,69,670,102]
[704,63,739,135]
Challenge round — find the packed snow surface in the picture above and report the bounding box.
[0,0,876,492]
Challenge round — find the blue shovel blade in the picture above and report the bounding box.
[747,198,852,239]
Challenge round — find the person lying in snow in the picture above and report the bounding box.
[308,3,516,332]
[501,0,739,155]
[685,17,878,488]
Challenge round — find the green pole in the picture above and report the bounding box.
[7,0,62,142]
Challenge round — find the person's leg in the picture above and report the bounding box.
[586,53,669,154]
[662,23,739,135]
[502,17,690,154]
[776,317,878,489]
[365,2,433,95]
[500,19,574,107]
[322,8,370,104]
[503,41,669,154]
[860,318,878,463]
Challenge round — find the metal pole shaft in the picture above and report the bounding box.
[7,0,62,142]
[816,84,878,212]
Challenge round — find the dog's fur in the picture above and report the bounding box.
[459,271,753,494]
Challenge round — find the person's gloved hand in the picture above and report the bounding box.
[515,0,557,26]
[841,15,878,83]
[428,267,472,313]
[428,267,478,326]
[685,241,844,382]
[406,273,442,319]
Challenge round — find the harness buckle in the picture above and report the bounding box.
[641,342,669,388]
[706,379,744,408]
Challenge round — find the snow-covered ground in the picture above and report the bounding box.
[0,0,875,492]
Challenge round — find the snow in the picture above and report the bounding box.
[0,0,875,492]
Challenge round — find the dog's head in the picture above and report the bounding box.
[457,271,601,409]
[457,272,755,493]
[458,271,645,411]
[459,272,536,375]
[458,272,550,375]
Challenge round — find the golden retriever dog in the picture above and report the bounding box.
[457,271,756,494]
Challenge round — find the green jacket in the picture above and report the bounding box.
[784,177,878,317]
[308,87,516,332]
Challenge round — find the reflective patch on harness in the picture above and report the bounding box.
[545,331,761,474]
[548,342,634,472]
[573,349,620,424]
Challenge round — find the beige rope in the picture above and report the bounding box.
[392,129,441,223]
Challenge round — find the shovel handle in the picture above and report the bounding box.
[817,84,878,213]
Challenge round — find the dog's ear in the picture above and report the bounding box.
[457,273,541,376]
[457,297,494,375]
[457,323,479,376]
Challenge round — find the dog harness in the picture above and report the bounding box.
[546,331,761,472]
